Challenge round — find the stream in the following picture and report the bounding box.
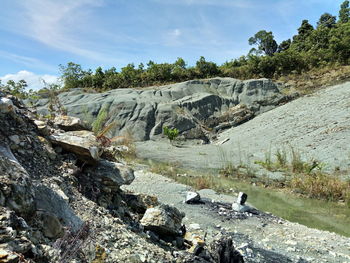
[168,169,350,237]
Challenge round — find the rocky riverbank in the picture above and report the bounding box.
[123,169,350,263]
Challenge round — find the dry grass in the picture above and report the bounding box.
[253,147,350,203]
[277,65,350,95]
[192,176,212,189]
[291,173,350,202]
[112,130,136,161]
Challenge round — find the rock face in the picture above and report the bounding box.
[33,78,291,141]
[140,204,185,236]
[50,130,101,164]
[0,145,34,216]
[53,115,90,131]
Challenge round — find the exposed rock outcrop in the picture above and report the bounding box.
[32,78,293,142]
[1,93,244,262]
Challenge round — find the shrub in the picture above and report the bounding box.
[163,126,179,141]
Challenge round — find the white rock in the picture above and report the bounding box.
[185,191,201,204]
[0,97,14,113]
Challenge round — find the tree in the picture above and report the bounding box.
[195,56,219,77]
[339,0,350,23]
[248,30,278,56]
[2,80,28,98]
[292,20,314,51]
[172,57,188,81]
[277,39,291,53]
[92,67,105,90]
[297,20,314,36]
[317,13,336,28]
[59,62,87,90]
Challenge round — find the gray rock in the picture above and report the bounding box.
[53,115,90,131]
[34,185,82,231]
[0,145,35,216]
[49,130,101,164]
[0,97,15,114]
[36,211,64,239]
[9,135,20,145]
[140,204,185,236]
[85,160,135,190]
[34,78,290,141]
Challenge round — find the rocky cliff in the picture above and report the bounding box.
[32,78,293,142]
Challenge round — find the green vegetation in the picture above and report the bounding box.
[54,1,350,95]
[163,126,179,141]
[92,106,109,135]
[0,79,34,99]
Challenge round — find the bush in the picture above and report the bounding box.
[163,126,179,141]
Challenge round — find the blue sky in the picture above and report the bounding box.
[0,0,345,89]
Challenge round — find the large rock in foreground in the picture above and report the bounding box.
[49,130,101,164]
[53,115,90,131]
[140,204,185,236]
[85,160,135,191]
[34,78,292,141]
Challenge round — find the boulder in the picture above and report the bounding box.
[49,131,101,164]
[34,185,82,232]
[140,204,185,236]
[53,115,90,131]
[36,211,64,239]
[85,160,135,190]
[124,193,159,214]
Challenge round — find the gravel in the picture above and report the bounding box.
[123,170,350,263]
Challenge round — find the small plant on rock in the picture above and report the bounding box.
[163,126,179,142]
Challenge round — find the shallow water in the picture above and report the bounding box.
[195,175,350,237]
[145,160,350,237]
[228,179,350,237]
[169,169,350,237]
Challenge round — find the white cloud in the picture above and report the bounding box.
[0,71,58,91]
[152,0,257,8]
[0,51,57,72]
[164,29,183,46]
[13,0,114,61]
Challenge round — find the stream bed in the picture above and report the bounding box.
[170,170,350,237]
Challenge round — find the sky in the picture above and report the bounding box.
[0,0,345,90]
